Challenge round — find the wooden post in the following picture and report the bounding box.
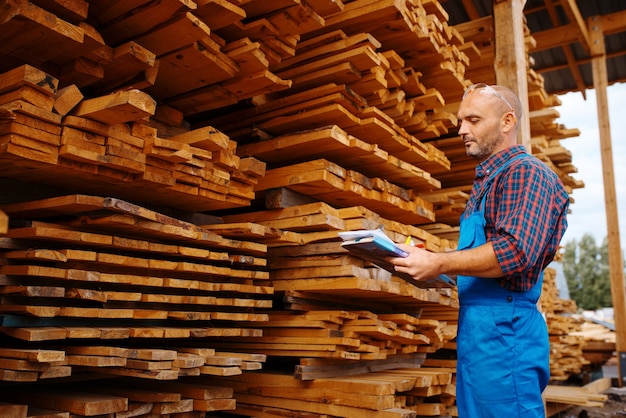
[493,0,531,151]
[588,15,626,386]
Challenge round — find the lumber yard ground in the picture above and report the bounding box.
[556,361,626,417]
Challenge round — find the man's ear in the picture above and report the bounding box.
[501,111,517,133]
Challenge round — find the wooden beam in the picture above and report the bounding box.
[561,0,591,54]
[530,23,579,52]
[544,0,587,97]
[493,0,531,151]
[460,0,481,20]
[530,9,626,53]
[588,14,626,387]
[535,48,626,81]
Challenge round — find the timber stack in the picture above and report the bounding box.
[540,267,587,381]
[572,319,616,370]
[0,0,583,417]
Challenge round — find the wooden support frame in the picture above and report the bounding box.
[493,0,531,151]
[588,14,626,387]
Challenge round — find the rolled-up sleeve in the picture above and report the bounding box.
[487,158,569,291]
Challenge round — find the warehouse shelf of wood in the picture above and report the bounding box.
[0,0,599,416]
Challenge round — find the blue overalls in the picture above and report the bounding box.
[455,156,550,417]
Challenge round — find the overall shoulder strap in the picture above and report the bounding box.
[475,153,528,208]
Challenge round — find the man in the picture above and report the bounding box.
[389,83,569,417]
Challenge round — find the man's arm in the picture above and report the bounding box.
[390,242,504,281]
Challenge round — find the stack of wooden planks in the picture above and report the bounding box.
[0,194,272,415]
[571,320,617,367]
[0,374,241,416]
[0,0,581,226]
[218,368,457,417]
[540,267,588,381]
[0,64,266,213]
[545,377,611,417]
[0,0,590,416]
[0,190,463,415]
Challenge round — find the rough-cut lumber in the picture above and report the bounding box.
[0,64,58,96]
[0,0,85,72]
[71,89,156,125]
[147,41,237,99]
[237,126,440,191]
[254,158,435,224]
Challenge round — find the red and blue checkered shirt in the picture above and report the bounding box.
[461,145,570,291]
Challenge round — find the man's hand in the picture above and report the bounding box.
[387,244,442,281]
[387,242,505,281]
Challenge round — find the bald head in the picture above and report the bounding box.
[457,83,522,161]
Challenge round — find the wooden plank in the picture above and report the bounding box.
[0,86,56,112]
[0,327,67,341]
[254,159,434,224]
[71,89,156,125]
[0,120,62,146]
[58,56,105,90]
[262,2,325,36]
[193,397,237,411]
[0,369,38,382]
[87,41,158,94]
[59,128,106,163]
[3,390,127,415]
[0,194,99,217]
[543,385,607,407]
[207,84,365,133]
[0,100,62,125]
[0,348,64,362]
[194,0,246,31]
[150,398,194,414]
[89,384,182,403]
[29,0,89,23]
[234,383,395,410]
[166,82,238,114]
[0,0,84,70]
[238,126,439,190]
[173,353,205,369]
[65,355,127,367]
[1,195,260,254]
[233,393,416,418]
[224,39,270,74]
[95,0,197,46]
[222,69,291,99]
[0,64,58,97]
[147,42,237,99]
[0,112,60,142]
[81,366,179,380]
[167,126,232,152]
[53,84,83,116]
[134,11,212,57]
[0,285,65,298]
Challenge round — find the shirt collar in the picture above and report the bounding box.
[475,145,528,180]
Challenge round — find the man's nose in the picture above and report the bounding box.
[458,120,468,137]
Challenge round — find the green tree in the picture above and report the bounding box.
[562,233,613,310]
[562,239,582,303]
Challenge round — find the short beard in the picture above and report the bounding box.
[465,134,504,161]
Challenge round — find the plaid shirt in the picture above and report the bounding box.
[461,145,569,291]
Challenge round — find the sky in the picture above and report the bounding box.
[555,82,626,250]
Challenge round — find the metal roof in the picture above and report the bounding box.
[440,0,626,96]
